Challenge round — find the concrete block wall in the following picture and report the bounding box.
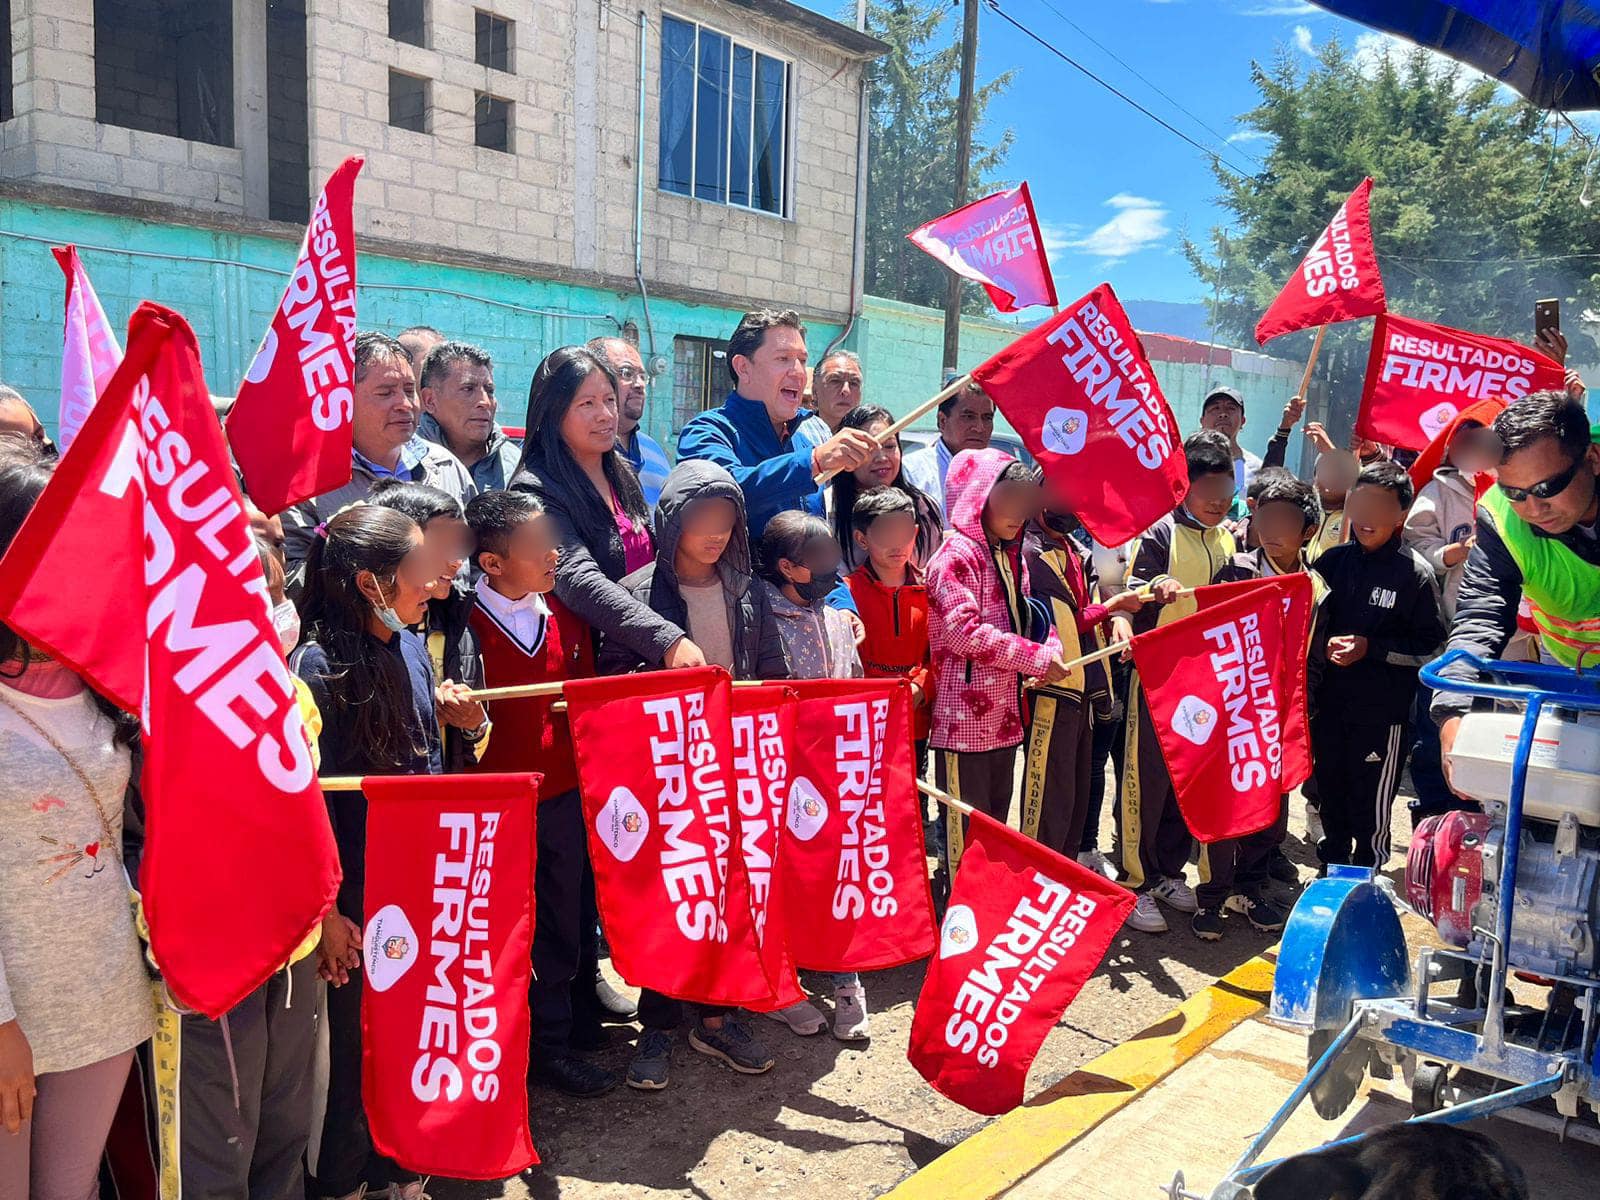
[0,0,245,209]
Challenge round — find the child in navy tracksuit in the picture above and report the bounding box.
[1311,462,1445,869]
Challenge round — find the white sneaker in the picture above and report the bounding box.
[1126,892,1169,933]
[391,1182,430,1200]
[762,998,828,1036]
[1304,804,1324,845]
[832,984,870,1041]
[1077,849,1120,880]
[1150,876,1198,913]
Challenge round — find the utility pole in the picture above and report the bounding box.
[942,0,978,378]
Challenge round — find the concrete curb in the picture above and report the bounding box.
[882,950,1277,1200]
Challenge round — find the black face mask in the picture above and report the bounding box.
[1040,510,1078,537]
[795,568,841,603]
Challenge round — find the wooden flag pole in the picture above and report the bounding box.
[917,778,976,818]
[465,680,569,702]
[321,776,365,792]
[547,678,767,715]
[1297,325,1327,401]
[813,372,973,486]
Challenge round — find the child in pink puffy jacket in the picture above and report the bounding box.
[926,448,1067,892]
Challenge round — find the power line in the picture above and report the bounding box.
[981,0,1260,180]
[1027,0,1268,168]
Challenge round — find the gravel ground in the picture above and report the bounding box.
[434,775,1424,1200]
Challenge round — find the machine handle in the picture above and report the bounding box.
[1420,648,1600,712]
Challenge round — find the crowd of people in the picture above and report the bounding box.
[0,305,1596,1200]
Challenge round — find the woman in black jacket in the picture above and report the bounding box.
[510,346,705,671]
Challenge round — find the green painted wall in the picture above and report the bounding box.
[0,196,833,456]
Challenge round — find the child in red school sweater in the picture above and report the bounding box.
[463,488,616,1099]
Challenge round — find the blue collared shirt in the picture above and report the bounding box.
[676,391,826,537]
[353,437,430,481]
[619,427,671,512]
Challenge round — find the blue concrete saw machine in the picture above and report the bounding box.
[1169,651,1600,1198]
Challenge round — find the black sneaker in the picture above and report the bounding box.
[626,1029,674,1091]
[534,1052,617,1097]
[568,1018,612,1052]
[1267,849,1299,886]
[689,1018,775,1074]
[1191,907,1225,941]
[1227,890,1288,932]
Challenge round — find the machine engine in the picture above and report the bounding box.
[1405,707,1600,979]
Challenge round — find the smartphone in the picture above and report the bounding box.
[1535,297,1561,341]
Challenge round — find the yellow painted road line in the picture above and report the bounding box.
[884,951,1276,1200]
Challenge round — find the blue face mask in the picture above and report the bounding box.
[372,580,408,634]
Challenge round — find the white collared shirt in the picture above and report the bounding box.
[473,576,551,654]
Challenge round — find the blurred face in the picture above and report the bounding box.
[939,392,995,452]
[482,512,561,596]
[1345,482,1407,550]
[779,532,844,592]
[678,497,738,569]
[1314,451,1359,509]
[1497,436,1600,535]
[813,356,863,429]
[1201,398,1244,440]
[600,340,649,433]
[854,510,917,573]
[351,354,419,461]
[1447,424,1499,475]
[1184,471,1235,527]
[0,396,46,444]
[559,371,620,461]
[419,514,471,599]
[734,326,809,423]
[359,527,438,627]
[264,548,287,607]
[982,476,1042,543]
[853,418,900,488]
[421,358,497,453]
[1252,500,1312,567]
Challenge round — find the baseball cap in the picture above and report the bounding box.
[1201,386,1245,415]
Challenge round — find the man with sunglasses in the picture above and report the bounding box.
[1433,391,1600,772]
[590,336,669,511]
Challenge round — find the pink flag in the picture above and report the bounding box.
[52,246,123,452]
[907,183,1058,313]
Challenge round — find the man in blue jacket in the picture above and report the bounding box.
[677,309,877,537]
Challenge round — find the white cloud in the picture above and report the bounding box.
[1038,221,1080,257]
[1292,24,1316,56]
[1227,128,1272,144]
[1239,2,1319,14]
[1069,194,1170,259]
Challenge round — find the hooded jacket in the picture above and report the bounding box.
[765,580,862,682]
[418,413,523,493]
[835,560,933,740]
[597,460,789,680]
[925,448,1063,753]
[1403,466,1477,617]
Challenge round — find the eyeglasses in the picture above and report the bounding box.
[614,366,646,383]
[1497,456,1585,503]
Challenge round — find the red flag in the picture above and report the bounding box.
[908,812,1133,1114]
[971,283,1188,546]
[1130,586,1296,843]
[782,679,935,971]
[1357,313,1563,451]
[565,667,769,1006]
[907,183,1058,313]
[0,303,340,1015]
[1255,178,1386,344]
[360,773,539,1180]
[729,685,806,1011]
[1191,574,1314,792]
[226,156,363,514]
[52,245,123,452]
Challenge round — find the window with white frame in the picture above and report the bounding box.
[658,14,790,216]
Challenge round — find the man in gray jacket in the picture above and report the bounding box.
[417,340,522,492]
[282,331,474,572]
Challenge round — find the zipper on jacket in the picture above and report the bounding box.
[892,586,902,637]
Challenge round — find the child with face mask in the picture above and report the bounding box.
[758,511,873,1042]
[291,503,445,1200]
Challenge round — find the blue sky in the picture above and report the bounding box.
[793,0,1420,312]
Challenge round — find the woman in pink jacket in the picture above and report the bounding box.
[926,448,1067,892]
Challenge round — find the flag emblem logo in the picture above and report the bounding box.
[940,904,980,959]
[786,776,829,842]
[1172,694,1218,746]
[596,785,651,862]
[1040,406,1089,456]
[363,904,418,992]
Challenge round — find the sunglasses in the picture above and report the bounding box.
[1497,455,1586,503]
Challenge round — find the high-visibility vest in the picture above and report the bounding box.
[1481,486,1600,668]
